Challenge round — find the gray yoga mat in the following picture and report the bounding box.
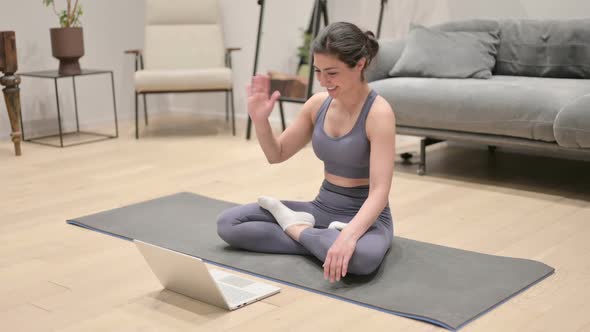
[67,192,554,330]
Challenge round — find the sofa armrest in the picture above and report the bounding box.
[366,39,405,83]
[554,93,590,149]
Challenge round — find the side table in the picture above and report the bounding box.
[19,69,118,147]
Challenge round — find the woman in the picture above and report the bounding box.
[217,22,396,283]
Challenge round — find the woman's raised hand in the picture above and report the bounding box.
[247,74,281,123]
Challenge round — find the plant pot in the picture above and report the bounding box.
[50,27,84,75]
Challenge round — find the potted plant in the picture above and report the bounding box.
[297,30,312,79]
[42,0,84,75]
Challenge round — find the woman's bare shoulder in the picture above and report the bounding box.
[370,95,394,119]
[366,95,395,138]
[306,92,330,108]
[303,92,330,124]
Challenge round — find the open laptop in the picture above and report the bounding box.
[134,240,280,310]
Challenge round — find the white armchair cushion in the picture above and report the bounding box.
[145,25,225,70]
[134,68,232,92]
[146,0,219,25]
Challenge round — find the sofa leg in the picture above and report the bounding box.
[417,165,426,176]
[418,138,443,176]
[488,145,497,154]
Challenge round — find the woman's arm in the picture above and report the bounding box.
[324,97,396,282]
[341,97,396,239]
[249,75,326,164]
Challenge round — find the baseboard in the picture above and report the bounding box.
[167,106,295,125]
[0,107,295,140]
[17,116,119,140]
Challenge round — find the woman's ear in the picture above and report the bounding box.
[356,57,367,71]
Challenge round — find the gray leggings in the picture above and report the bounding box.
[216,180,393,275]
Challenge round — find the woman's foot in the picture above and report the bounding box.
[257,196,315,231]
[328,221,348,231]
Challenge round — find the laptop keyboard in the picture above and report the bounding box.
[219,275,256,288]
[217,283,256,304]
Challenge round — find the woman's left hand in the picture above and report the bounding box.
[324,233,357,282]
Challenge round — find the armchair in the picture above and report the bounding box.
[127,0,239,138]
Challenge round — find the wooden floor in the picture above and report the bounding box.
[1,114,590,332]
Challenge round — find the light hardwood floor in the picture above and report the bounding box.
[1,114,589,332]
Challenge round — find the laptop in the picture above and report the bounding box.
[134,240,280,310]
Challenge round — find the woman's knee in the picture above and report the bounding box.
[216,208,239,243]
[347,246,388,275]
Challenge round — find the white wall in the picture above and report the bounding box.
[0,0,144,138]
[1,0,589,139]
[378,0,590,39]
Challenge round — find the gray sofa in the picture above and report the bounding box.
[367,19,590,175]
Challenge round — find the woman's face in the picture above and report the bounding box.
[313,53,366,98]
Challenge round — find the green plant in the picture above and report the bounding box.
[297,30,312,64]
[42,0,84,28]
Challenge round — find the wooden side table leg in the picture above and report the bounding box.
[1,74,22,156]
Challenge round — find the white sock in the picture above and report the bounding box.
[257,196,315,231]
[328,221,348,231]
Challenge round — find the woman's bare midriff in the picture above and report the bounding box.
[324,172,369,188]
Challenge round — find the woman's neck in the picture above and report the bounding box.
[333,82,371,113]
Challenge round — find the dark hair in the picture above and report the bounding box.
[311,22,379,80]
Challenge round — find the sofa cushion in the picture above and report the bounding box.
[432,19,500,33]
[370,76,590,142]
[495,19,590,78]
[368,20,501,83]
[554,94,590,148]
[389,25,500,79]
[366,39,406,83]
